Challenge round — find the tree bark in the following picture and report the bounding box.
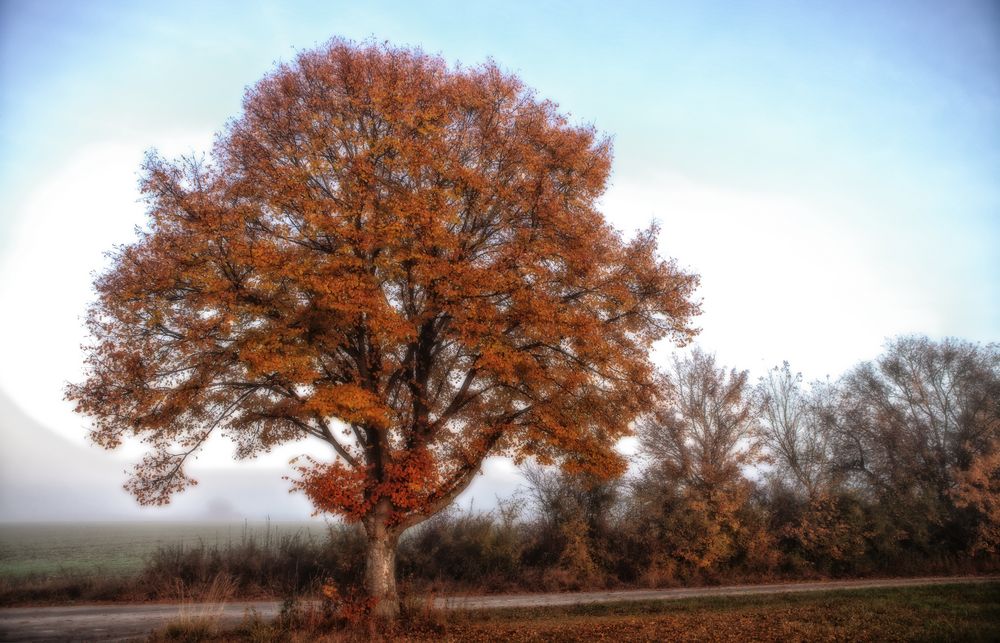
[364,503,400,620]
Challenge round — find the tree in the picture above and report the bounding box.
[66,39,699,617]
[757,362,833,498]
[830,336,1000,551]
[522,463,622,586]
[640,349,761,491]
[636,349,761,570]
[953,441,1000,555]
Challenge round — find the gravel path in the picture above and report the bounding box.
[2,575,996,641]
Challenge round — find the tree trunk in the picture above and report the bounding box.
[364,507,400,620]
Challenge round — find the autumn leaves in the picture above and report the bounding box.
[67,40,699,544]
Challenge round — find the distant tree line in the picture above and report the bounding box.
[396,334,1000,590]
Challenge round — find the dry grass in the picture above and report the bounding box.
[148,573,238,642]
[0,526,361,606]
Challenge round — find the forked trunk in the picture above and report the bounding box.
[364,511,400,620]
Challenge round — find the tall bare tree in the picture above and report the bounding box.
[641,349,761,489]
[636,349,762,568]
[757,362,833,498]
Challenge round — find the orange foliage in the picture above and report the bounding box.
[658,481,752,571]
[65,39,699,539]
[638,350,762,571]
[783,493,869,564]
[953,442,1000,555]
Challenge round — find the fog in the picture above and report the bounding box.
[0,389,524,522]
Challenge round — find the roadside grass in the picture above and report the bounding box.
[149,582,1000,642]
[147,573,239,642]
[0,572,134,605]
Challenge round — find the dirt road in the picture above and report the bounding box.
[2,575,996,641]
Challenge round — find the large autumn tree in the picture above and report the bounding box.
[67,39,699,616]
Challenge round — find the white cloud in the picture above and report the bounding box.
[602,172,933,380]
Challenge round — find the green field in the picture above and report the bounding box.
[0,521,328,578]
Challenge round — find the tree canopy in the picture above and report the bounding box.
[66,39,700,615]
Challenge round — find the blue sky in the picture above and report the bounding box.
[1,1,997,519]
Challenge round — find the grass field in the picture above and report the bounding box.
[0,521,327,578]
[192,582,1000,642]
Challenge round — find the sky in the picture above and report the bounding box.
[1,0,998,521]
